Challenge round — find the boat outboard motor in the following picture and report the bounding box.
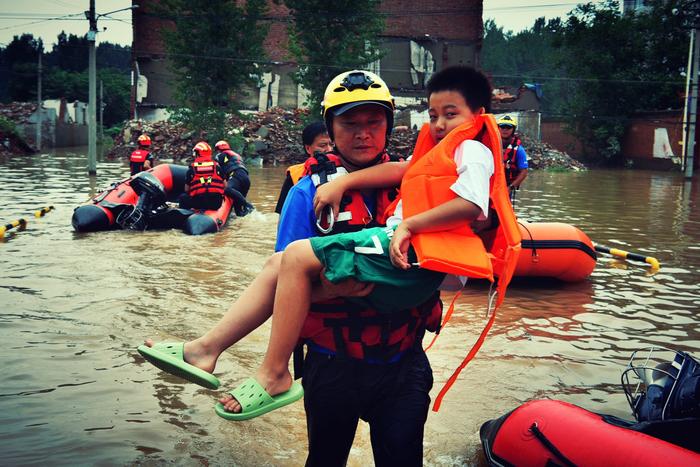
[622,346,700,421]
[116,171,167,230]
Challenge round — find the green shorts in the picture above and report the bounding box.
[309,226,446,314]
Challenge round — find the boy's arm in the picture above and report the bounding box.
[389,198,481,269]
[313,160,408,220]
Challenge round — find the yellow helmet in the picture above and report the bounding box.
[322,70,395,138]
[497,115,518,129]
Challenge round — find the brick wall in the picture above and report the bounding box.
[380,0,482,42]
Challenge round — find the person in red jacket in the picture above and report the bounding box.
[129,134,155,175]
[178,142,226,211]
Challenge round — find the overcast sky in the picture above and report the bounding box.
[0,0,609,48]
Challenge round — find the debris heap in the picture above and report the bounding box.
[520,134,587,171]
[107,108,585,171]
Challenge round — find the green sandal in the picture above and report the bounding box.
[137,342,220,390]
[214,377,304,421]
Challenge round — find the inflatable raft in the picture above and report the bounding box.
[480,399,700,466]
[513,221,597,282]
[72,164,234,235]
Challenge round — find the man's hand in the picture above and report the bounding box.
[389,223,412,270]
[313,180,346,221]
[311,269,374,302]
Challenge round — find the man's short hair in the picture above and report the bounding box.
[426,66,492,113]
[302,121,328,146]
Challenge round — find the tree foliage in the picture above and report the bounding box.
[284,0,385,116]
[553,0,690,162]
[157,0,268,138]
[482,0,691,164]
[0,32,131,126]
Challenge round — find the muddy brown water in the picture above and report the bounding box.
[1,148,699,465]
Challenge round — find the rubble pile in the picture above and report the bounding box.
[520,134,587,171]
[107,109,585,171]
[107,108,310,164]
[0,102,37,124]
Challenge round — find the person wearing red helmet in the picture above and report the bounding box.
[129,134,156,175]
[178,141,226,211]
[214,140,254,217]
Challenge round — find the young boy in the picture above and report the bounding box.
[215,65,496,417]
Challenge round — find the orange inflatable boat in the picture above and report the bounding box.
[514,222,596,282]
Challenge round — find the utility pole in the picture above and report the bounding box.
[686,25,699,179]
[36,50,42,152]
[100,79,104,143]
[87,0,97,175]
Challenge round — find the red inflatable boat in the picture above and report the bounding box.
[72,164,234,235]
[480,399,700,466]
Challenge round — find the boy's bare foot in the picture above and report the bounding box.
[144,338,217,374]
[218,368,293,413]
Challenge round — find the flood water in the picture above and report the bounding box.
[1,147,699,466]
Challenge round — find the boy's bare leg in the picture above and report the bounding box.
[144,252,283,373]
[219,239,322,412]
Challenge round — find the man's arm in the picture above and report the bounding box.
[510,146,529,188]
[313,160,408,219]
[275,178,316,251]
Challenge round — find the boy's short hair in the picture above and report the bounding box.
[426,66,492,113]
[302,121,328,146]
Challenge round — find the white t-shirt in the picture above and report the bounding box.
[386,139,494,291]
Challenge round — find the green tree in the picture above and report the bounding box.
[157,0,269,139]
[0,33,43,102]
[482,18,566,114]
[284,0,385,115]
[553,0,690,163]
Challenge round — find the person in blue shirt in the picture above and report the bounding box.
[497,115,528,201]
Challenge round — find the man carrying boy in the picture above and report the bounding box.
[220,67,495,461]
[139,68,506,466]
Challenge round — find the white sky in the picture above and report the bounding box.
[483,0,609,33]
[0,0,610,48]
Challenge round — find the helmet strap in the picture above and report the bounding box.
[334,146,387,171]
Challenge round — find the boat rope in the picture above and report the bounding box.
[529,422,578,467]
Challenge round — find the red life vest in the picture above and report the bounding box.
[188,156,225,197]
[503,135,522,184]
[130,149,150,163]
[304,151,400,234]
[130,149,151,175]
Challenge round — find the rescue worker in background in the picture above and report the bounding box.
[178,142,225,211]
[497,115,528,202]
[274,121,333,214]
[130,134,155,175]
[214,140,255,217]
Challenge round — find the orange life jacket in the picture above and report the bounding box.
[188,156,225,197]
[287,163,306,184]
[392,115,521,411]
